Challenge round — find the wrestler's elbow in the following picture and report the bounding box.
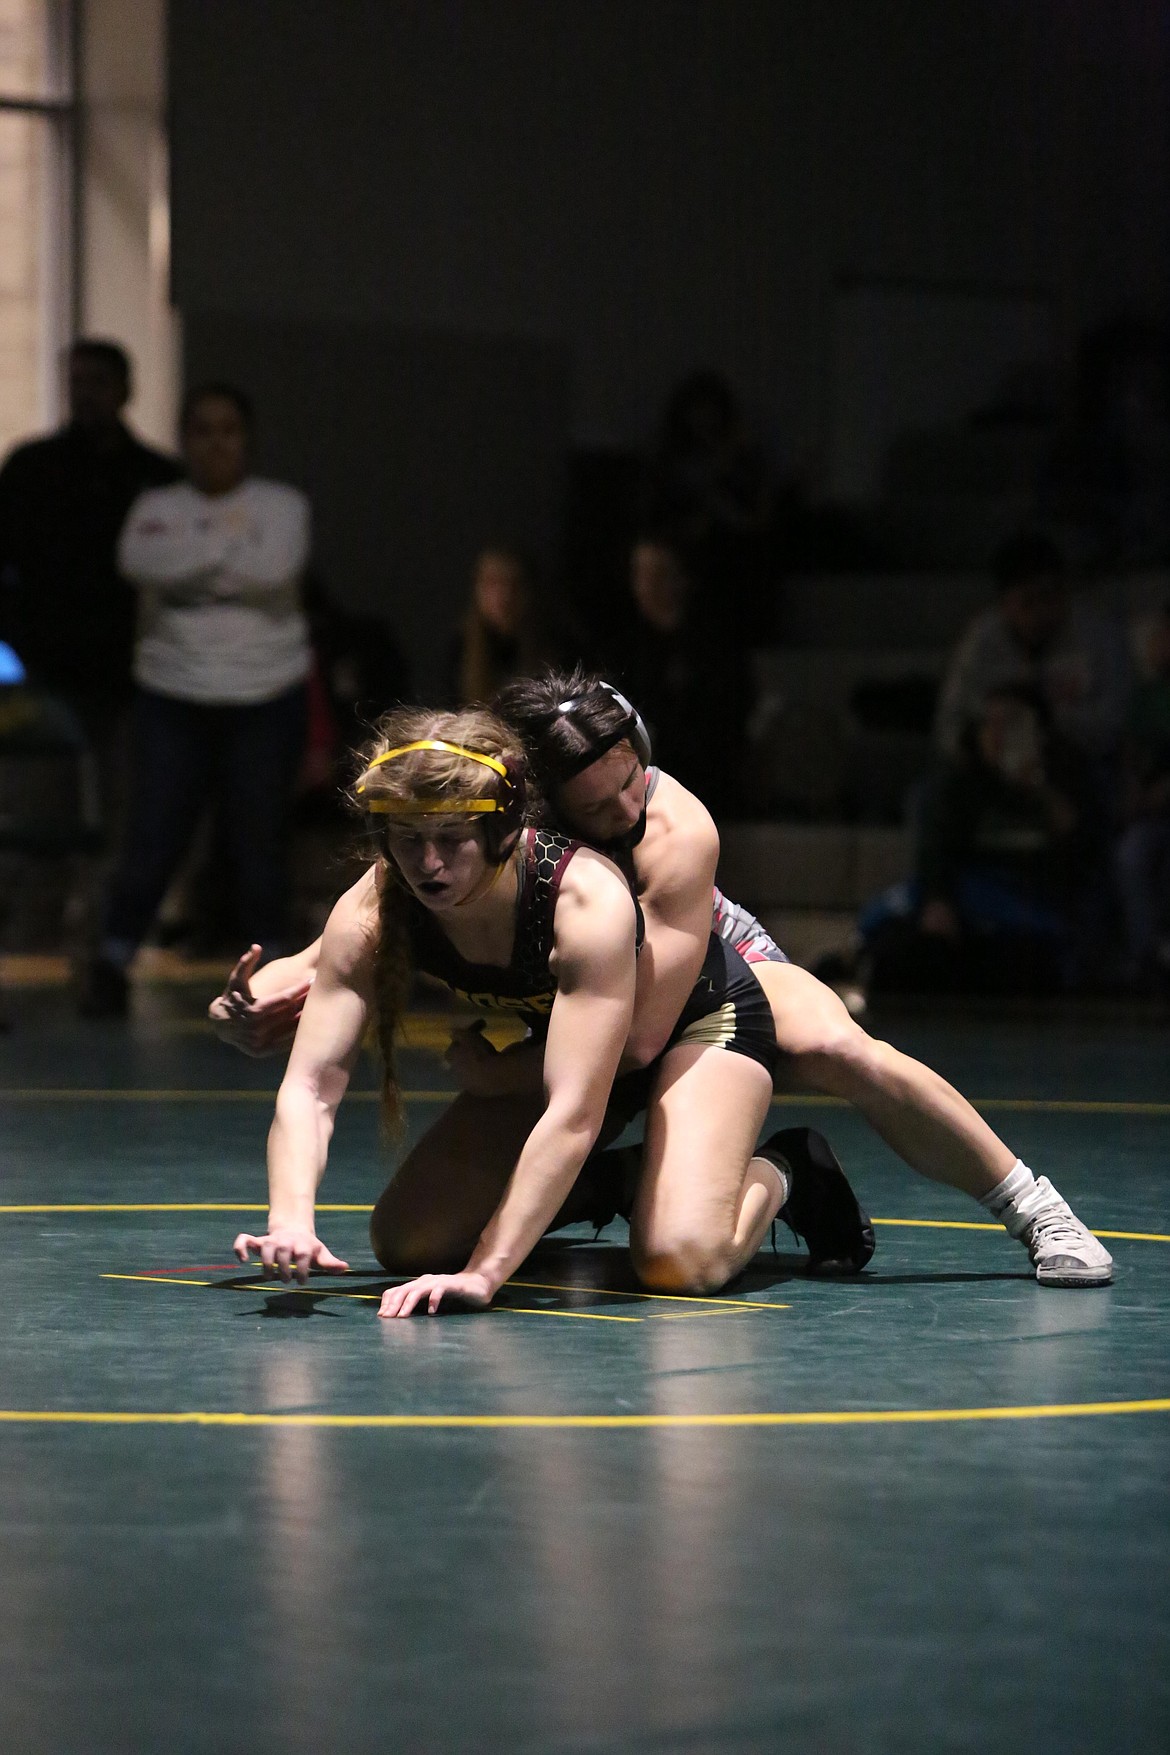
[542,1088,608,1159]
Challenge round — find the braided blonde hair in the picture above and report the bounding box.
[349,706,527,1132]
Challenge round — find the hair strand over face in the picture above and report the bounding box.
[349,706,527,1131]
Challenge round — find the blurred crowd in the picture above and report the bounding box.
[849,535,1170,999]
[1,339,1168,1014]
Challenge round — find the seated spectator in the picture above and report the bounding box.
[445,546,550,705]
[301,570,412,795]
[934,533,1133,771]
[858,684,1102,995]
[81,383,311,1016]
[1115,603,1170,990]
[608,534,753,816]
[643,371,771,626]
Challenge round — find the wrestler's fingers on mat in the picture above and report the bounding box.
[315,1247,350,1273]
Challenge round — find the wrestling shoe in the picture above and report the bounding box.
[758,1127,875,1274]
[999,1176,1113,1287]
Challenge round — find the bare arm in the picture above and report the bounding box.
[233,875,376,1279]
[221,488,309,588]
[379,850,637,1315]
[442,775,718,1091]
[620,776,718,1070]
[208,938,324,1057]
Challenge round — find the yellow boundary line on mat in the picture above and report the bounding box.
[0,1400,1167,1429]
[98,1272,791,1319]
[3,1088,1170,1116]
[1,1204,1162,1243]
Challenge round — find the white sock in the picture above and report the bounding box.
[979,1158,1035,1218]
[753,1155,791,1209]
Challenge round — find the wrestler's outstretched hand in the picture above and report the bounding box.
[209,944,311,1057]
[233,1226,350,1283]
[378,1271,494,1318]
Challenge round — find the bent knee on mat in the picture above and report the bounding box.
[630,1233,737,1297]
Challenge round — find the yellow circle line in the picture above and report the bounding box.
[0,1203,372,1213]
[870,1217,1170,1243]
[0,1399,1167,1429]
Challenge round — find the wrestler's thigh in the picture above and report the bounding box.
[370,1091,544,1272]
[629,1043,773,1264]
[751,959,861,1066]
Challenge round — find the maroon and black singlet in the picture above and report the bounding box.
[403,828,640,1030]
[403,823,779,1081]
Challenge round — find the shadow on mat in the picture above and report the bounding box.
[210,1242,804,1315]
[239,1290,348,1318]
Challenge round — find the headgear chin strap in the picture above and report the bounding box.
[356,739,525,859]
[554,682,653,778]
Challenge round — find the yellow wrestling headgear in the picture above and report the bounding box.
[356,740,511,816]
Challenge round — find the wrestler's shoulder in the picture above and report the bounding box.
[642,770,719,872]
[560,842,637,909]
[321,865,381,963]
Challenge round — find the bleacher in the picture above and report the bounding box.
[720,566,1170,968]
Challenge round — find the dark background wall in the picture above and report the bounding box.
[168,0,1170,681]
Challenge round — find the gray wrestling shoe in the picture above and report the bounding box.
[999,1176,1113,1287]
[758,1127,875,1274]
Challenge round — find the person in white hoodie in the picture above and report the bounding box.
[82,383,311,1016]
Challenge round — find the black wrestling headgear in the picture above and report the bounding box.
[553,682,653,779]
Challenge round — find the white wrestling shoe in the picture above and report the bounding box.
[1000,1175,1113,1287]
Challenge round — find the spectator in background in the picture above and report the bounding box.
[445,546,550,706]
[1115,603,1170,990]
[862,683,1102,995]
[610,535,753,816]
[80,383,310,1017]
[643,371,771,628]
[299,571,412,797]
[934,533,1132,770]
[0,338,179,782]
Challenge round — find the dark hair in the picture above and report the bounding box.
[180,381,255,433]
[494,665,639,806]
[458,546,542,706]
[992,532,1064,592]
[474,542,535,580]
[71,338,131,391]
